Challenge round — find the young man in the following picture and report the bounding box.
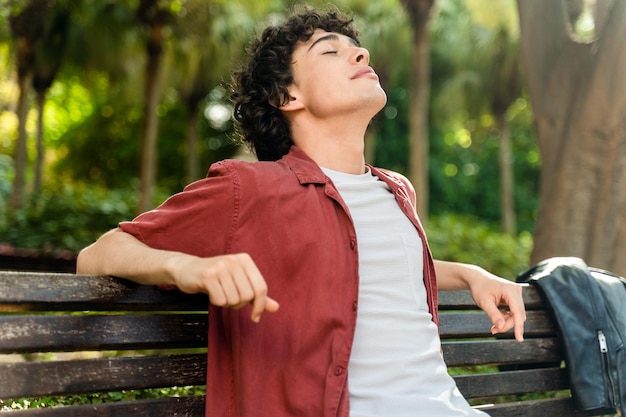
[77,6,525,417]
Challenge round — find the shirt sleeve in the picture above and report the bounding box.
[119,161,237,258]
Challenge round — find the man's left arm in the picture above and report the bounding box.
[434,259,526,342]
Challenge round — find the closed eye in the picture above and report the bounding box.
[323,50,338,55]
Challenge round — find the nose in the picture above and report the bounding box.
[351,47,370,65]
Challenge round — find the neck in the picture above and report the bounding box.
[290,115,370,175]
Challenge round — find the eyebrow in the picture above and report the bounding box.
[307,33,359,52]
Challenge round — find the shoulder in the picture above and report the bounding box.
[370,166,415,193]
[208,146,325,187]
[208,158,294,185]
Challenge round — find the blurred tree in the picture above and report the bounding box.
[401,0,435,220]
[430,0,522,234]
[517,0,626,275]
[8,0,53,212]
[135,0,176,213]
[172,0,255,183]
[31,0,73,194]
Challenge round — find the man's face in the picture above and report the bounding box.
[285,29,387,119]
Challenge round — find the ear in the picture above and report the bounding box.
[278,86,305,112]
[279,96,304,112]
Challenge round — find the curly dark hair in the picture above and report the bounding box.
[230,6,360,161]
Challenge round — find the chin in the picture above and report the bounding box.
[368,90,388,115]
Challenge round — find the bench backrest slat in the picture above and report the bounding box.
[0,314,207,354]
[0,272,208,312]
[484,397,591,417]
[454,367,569,398]
[439,310,554,338]
[441,338,561,367]
[437,286,545,310]
[0,354,206,399]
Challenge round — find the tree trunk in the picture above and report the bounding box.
[517,0,626,275]
[402,0,434,221]
[9,62,31,213]
[8,0,52,213]
[496,112,516,235]
[33,91,45,195]
[137,24,165,213]
[186,107,200,184]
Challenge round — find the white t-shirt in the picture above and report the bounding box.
[322,167,487,417]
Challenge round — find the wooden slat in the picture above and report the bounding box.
[454,368,569,398]
[442,338,562,367]
[437,284,546,310]
[1,272,544,311]
[0,396,205,417]
[0,354,207,399]
[0,272,208,312]
[439,310,555,338]
[476,397,606,417]
[0,314,208,354]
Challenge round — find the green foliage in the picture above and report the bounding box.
[0,181,167,253]
[426,213,533,279]
[0,154,11,215]
[46,77,236,193]
[0,0,540,267]
[428,105,540,234]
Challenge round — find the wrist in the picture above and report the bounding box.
[162,252,191,287]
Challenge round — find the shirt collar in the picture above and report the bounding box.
[281,146,328,185]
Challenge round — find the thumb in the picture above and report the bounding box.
[265,297,280,313]
[482,304,507,333]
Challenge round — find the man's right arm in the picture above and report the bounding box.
[76,228,279,322]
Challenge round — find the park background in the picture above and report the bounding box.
[1,0,624,279]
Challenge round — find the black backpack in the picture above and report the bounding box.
[517,257,625,416]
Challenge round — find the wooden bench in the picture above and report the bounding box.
[0,270,614,417]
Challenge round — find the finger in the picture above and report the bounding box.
[483,303,508,334]
[236,255,271,322]
[493,312,524,341]
[229,260,257,305]
[231,296,279,313]
[491,309,526,342]
[264,297,280,313]
[216,262,247,307]
[205,257,247,307]
[505,286,526,342]
[205,277,228,307]
[511,304,527,343]
[513,315,525,342]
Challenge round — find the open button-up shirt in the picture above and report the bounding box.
[120,146,438,417]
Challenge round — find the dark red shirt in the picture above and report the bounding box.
[120,146,438,417]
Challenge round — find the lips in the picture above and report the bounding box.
[351,66,378,80]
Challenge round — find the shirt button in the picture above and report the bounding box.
[335,366,344,376]
[352,301,357,311]
[350,239,356,250]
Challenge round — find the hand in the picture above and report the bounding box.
[168,253,280,323]
[469,275,526,342]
